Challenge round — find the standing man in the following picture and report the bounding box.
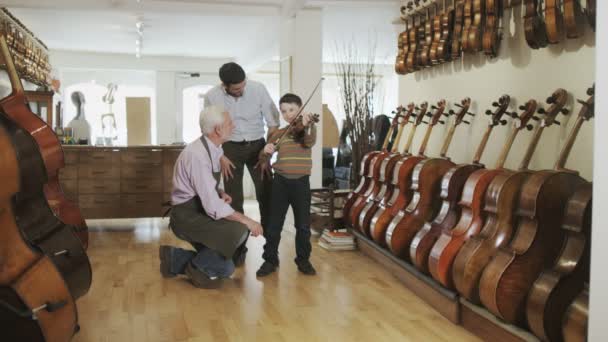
[204,62,280,261]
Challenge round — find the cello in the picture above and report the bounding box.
[357,105,415,236]
[452,90,567,303]
[0,125,78,342]
[348,112,403,228]
[369,102,430,245]
[527,182,592,342]
[0,38,89,249]
[409,97,477,272]
[385,100,455,259]
[478,86,593,324]
[428,95,514,288]
[342,113,396,225]
[562,283,589,342]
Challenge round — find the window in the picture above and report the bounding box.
[182,85,213,144]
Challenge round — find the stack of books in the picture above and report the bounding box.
[318,229,356,251]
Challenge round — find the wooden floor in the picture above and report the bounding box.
[73,201,479,342]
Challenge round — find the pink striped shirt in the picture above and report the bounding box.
[171,136,235,220]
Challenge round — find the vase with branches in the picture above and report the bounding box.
[334,40,381,186]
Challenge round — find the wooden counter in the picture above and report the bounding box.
[59,145,184,219]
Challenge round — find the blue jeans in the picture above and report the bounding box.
[169,243,235,278]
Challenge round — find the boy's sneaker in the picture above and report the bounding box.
[159,245,176,278]
[296,260,316,276]
[256,261,278,277]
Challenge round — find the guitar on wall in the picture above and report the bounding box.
[452,89,568,302]
[478,86,594,325]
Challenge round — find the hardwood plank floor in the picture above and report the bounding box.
[73,201,479,342]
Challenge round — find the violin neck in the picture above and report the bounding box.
[518,125,545,171]
[555,116,585,170]
[417,124,434,156]
[472,125,494,164]
[494,127,520,169]
[403,125,418,154]
[439,123,457,158]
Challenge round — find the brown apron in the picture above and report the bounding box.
[169,136,248,258]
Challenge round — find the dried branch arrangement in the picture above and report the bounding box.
[334,39,380,185]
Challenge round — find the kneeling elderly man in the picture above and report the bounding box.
[160,105,263,288]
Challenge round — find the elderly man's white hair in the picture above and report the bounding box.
[199,105,226,135]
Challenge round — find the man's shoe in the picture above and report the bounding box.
[159,245,176,278]
[185,263,223,289]
[256,261,277,277]
[233,246,248,267]
[296,260,316,276]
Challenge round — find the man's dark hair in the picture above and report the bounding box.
[279,93,302,107]
[219,62,246,86]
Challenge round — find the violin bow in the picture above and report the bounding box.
[273,77,325,147]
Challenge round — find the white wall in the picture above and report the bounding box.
[589,2,606,340]
[397,7,595,180]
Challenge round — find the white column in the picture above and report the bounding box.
[590,2,607,340]
[156,71,178,144]
[282,8,323,188]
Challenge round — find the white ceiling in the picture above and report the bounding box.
[7,0,399,66]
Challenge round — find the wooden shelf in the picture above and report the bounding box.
[352,229,460,323]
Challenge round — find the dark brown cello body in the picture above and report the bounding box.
[409,97,474,272]
[369,102,429,245]
[350,115,401,231]
[385,100,452,259]
[526,182,592,342]
[0,124,78,342]
[453,91,567,302]
[562,283,589,342]
[0,51,88,248]
[428,95,512,288]
[478,88,593,324]
[357,106,414,236]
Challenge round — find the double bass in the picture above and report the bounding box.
[0,124,77,342]
[369,102,430,245]
[527,182,592,342]
[0,43,89,249]
[385,100,455,259]
[478,86,593,324]
[357,105,416,236]
[426,95,511,287]
[452,90,568,302]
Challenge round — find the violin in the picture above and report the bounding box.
[369,103,429,245]
[482,0,502,57]
[526,182,592,342]
[409,97,474,272]
[420,1,437,67]
[437,0,455,63]
[0,124,78,342]
[452,91,566,302]
[466,0,486,53]
[461,0,474,52]
[395,4,412,75]
[545,0,565,44]
[586,0,596,31]
[385,100,454,259]
[406,2,422,73]
[357,106,416,236]
[564,0,585,38]
[478,86,593,324]
[524,0,549,49]
[428,95,512,288]
[429,1,444,65]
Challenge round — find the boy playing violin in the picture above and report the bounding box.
[256,93,317,277]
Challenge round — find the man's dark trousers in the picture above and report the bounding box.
[222,139,272,229]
